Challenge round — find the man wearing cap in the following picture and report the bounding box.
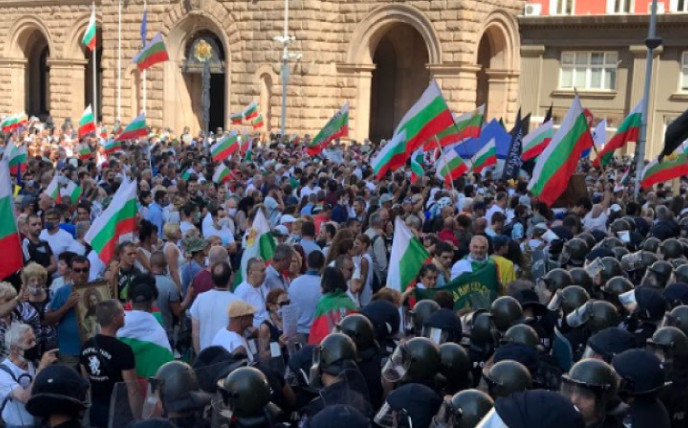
[211,301,256,361]
[180,235,209,296]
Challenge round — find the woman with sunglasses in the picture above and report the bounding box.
[258,289,291,368]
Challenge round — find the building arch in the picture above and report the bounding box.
[64,13,103,60]
[5,16,55,58]
[255,65,276,133]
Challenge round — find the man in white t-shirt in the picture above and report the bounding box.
[234,258,269,327]
[211,301,256,361]
[190,261,241,354]
[39,208,78,260]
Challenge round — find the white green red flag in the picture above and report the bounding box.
[592,101,643,167]
[528,96,594,206]
[471,140,497,174]
[452,105,485,141]
[78,105,96,138]
[117,310,173,377]
[641,154,688,189]
[115,113,147,142]
[1,112,28,133]
[522,119,554,161]
[236,209,275,288]
[212,163,234,184]
[410,148,424,184]
[132,33,169,72]
[77,143,92,160]
[0,157,22,279]
[4,141,27,175]
[60,180,83,203]
[44,173,60,201]
[387,217,431,292]
[103,139,122,155]
[243,139,253,162]
[230,112,243,124]
[614,168,630,193]
[84,178,138,264]
[81,4,97,51]
[252,114,264,130]
[306,102,349,156]
[211,133,239,162]
[436,146,470,187]
[242,101,259,121]
[371,80,455,179]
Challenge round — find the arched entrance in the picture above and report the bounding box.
[475,21,514,122]
[369,24,430,142]
[24,31,50,118]
[83,31,103,121]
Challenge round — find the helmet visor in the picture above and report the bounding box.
[422,326,450,345]
[547,290,563,311]
[581,345,605,361]
[584,258,604,279]
[429,401,454,428]
[307,347,323,389]
[381,344,411,383]
[560,379,599,402]
[566,301,594,328]
[475,408,508,428]
[374,402,413,428]
[618,289,638,314]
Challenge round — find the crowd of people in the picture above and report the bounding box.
[0,120,688,428]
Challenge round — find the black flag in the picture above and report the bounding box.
[543,103,553,125]
[660,108,688,161]
[521,113,532,136]
[502,109,523,181]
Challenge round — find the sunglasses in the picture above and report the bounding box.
[278,300,291,307]
[72,268,88,273]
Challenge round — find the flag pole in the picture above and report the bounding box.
[92,2,97,125]
[142,0,147,115]
[434,136,456,193]
[117,0,122,121]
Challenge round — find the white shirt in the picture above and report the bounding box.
[189,289,242,351]
[583,211,608,232]
[39,228,77,259]
[234,281,270,327]
[485,205,505,228]
[0,359,37,426]
[180,220,195,236]
[211,329,254,362]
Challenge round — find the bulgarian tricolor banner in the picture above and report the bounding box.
[84,178,138,264]
[4,141,27,175]
[387,217,431,292]
[242,101,259,121]
[410,148,424,184]
[371,80,455,179]
[81,5,97,51]
[307,290,357,345]
[453,105,485,141]
[115,113,147,142]
[60,180,83,203]
[44,173,60,201]
[306,102,349,156]
[592,101,643,168]
[252,114,265,130]
[236,209,275,288]
[1,112,28,133]
[77,143,92,160]
[436,146,470,187]
[522,119,554,161]
[211,133,239,162]
[78,105,96,138]
[212,163,234,184]
[103,139,122,155]
[0,158,22,280]
[117,310,173,377]
[230,112,243,124]
[528,96,594,206]
[133,33,169,72]
[641,154,688,189]
[471,140,497,174]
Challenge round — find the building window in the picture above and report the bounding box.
[607,0,634,13]
[680,53,688,91]
[550,0,574,15]
[671,0,688,12]
[559,52,618,90]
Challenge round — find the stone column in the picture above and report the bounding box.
[427,63,480,113]
[47,58,88,126]
[519,45,545,118]
[337,63,375,142]
[629,44,663,158]
[0,58,27,113]
[485,69,513,123]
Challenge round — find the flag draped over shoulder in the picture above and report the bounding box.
[84,179,138,264]
[117,310,173,378]
[306,102,349,156]
[528,96,593,206]
[308,291,357,345]
[371,81,455,179]
[386,217,431,292]
[593,102,642,167]
[0,158,22,280]
[236,210,276,288]
[133,33,169,72]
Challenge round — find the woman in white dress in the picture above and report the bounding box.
[353,234,374,307]
[162,223,184,293]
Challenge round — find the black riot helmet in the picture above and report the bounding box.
[569,267,594,293]
[217,367,271,419]
[25,365,89,420]
[578,233,597,251]
[502,324,540,348]
[595,237,624,252]
[602,276,634,302]
[315,333,358,377]
[438,342,472,392]
[443,389,494,428]
[482,360,533,399]
[643,260,673,288]
[642,237,661,253]
[556,285,591,315]
[661,305,688,337]
[599,257,624,286]
[560,238,588,267]
[469,311,500,346]
[610,219,630,234]
[152,361,211,414]
[674,264,688,284]
[411,300,441,335]
[542,268,574,293]
[382,337,440,383]
[566,300,620,333]
[336,314,377,357]
[490,296,524,332]
[611,247,630,260]
[660,238,685,260]
[561,359,619,407]
[647,326,688,368]
[671,258,688,269]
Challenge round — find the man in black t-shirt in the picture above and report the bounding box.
[21,214,56,276]
[114,242,142,302]
[80,299,140,428]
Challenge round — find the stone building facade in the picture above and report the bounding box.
[0,0,523,142]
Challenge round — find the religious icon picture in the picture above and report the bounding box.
[74,280,112,343]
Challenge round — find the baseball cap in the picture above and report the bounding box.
[273,225,290,237]
[280,214,296,225]
[379,194,394,205]
[227,301,257,318]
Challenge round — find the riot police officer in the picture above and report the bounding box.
[374,383,442,427]
[382,337,440,388]
[649,327,688,428]
[481,360,532,399]
[408,299,440,336]
[438,342,472,394]
[148,361,212,427]
[25,365,90,428]
[361,299,400,359]
[618,286,667,346]
[466,310,500,385]
[490,296,524,332]
[475,389,585,428]
[560,238,589,269]
[429,389,494,428]
[581,327,636,363]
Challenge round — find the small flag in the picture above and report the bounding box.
[252,113,264,130]
[230,112,243,124]
[132,33,169,72]
[212,163,235,184]
[242,101,259,121]
[115,113,147,142]
[210,133,239,162]
[78,105,96,138]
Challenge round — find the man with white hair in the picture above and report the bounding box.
[0,322,58,427]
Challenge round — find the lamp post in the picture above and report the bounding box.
[634,0,662,197]
[274,0,301,139]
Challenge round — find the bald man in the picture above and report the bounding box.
[451,235,490,279]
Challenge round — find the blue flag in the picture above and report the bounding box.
[140,8,147,47]
[454,120,511,160]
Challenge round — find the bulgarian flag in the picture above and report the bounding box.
[436,146,470,187]
[212,163,234,184]
[77,143,92,160]
[371,81,455,179]
[44,173,60,201]
[240,135,251,155]
[0,158,22,280]
[236,209,275,288]
[1,112,27,133]
[117,310,173,377]
[307,290,357,345]
[84,178,138,264]
[453,105,485,141]
[210,133,239,162]
[132,33,169,72]
[115,113,147,142]
[81,5,97,51]
[243,101,259,121]
[78,105,96,138]
[471,140,497,174]
[387,217,431,292]
[614,168,630,192]
[528,96,594,206]
[103,139,122,155]
[592,101,643,167]
[230,112,243,124]
[5,142,27,175]
[60,180,82,203]
[522,119,554,161]
[243,139,253,162]
[306,102,349,156]
[641,154,688,189]
[410,148,424,184]
[252,113,265,130]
